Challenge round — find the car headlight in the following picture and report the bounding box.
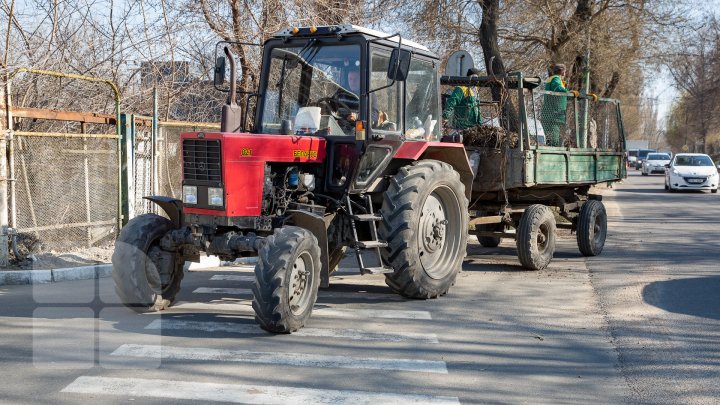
[671,169,680,175]
[208,187,224,206]
[183,185,198,204]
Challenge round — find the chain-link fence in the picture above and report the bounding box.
[6,108,219,260]
[132,121,220,217]
[13,129,119,252]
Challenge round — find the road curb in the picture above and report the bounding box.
[0,255,224,286]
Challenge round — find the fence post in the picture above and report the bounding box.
[0,85,9,266]
[120,113,135,225]
[152,88,158,197]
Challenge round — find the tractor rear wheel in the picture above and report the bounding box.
[379,160,468,298]
[112,214,184,312]
[516,204,556,270]
[252,226,321,333]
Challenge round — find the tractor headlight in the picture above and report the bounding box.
[208,187,224,206]
[183,185,197,204]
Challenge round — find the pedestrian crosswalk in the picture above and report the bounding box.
[111,343,448,373]
[145,318,440,343]
[61,269,459,404]
[62,376,461,404]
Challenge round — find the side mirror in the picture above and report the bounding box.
[213,56,226,87]
[388,48,411,82]
[665,164,670,168]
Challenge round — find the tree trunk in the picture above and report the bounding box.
[478,0,519,133]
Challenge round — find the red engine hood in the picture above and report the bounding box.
[181,132,326,217]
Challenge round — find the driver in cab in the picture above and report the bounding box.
[334,69,386,131]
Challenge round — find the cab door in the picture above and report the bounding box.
[351,47,403,192]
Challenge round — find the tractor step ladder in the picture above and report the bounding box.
[347,195,394,275]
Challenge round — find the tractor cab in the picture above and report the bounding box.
[255,25,442,142]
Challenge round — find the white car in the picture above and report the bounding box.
[665,153,719,193]
[641,152,671,175]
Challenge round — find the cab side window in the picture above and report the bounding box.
[405,59,440,141]
[369,52,400,132]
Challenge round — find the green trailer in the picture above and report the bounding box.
[441,72,626,269]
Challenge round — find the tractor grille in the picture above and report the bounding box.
[183,139,222,183]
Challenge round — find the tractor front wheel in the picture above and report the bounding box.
[112,214,185,312]
[379,160,469,298]
[252,226,321,333]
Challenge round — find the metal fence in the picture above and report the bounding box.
[13,130,119,251]
[1,106,218,264]
[130,118,220,217]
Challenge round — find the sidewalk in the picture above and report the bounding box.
[0,255,225,286]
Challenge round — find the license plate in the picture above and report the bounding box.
[687,178,704,184]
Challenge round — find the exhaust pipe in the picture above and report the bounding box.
[220,46,242,133]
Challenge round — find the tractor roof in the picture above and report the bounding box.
[273,25,431,53]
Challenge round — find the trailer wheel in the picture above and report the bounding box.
[379,160,468,298]
[112,214,184,312]
[577,200,607,256]
[473,221,502,248]
[252,226,321,333]
[516,204,556,270]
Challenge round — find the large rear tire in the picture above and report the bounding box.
[577,200,607,256]
[112,214,184,312]
[379,160,469,298]
[516,204,556,270]
[252,226,321,333]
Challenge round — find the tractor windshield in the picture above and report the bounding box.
[260,43,362,136]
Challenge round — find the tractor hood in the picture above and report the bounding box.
[181,132,326,217]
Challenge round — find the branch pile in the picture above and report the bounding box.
[461,126,519,148]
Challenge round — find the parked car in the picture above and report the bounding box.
[641,152,672,175]
[627,149,639,167]
[665,153,719,193]
[635,148,656,170]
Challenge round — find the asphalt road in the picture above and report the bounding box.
[0,170,717,404]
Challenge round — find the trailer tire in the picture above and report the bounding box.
[516,204,556,270]
[252,226,321,333]
[473,222,502,248]
[577,200,607,256]
[379,160,468,298]
[112,214,184,312]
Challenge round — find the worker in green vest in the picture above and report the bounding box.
[443,68,483,129]
[540,64,578,146]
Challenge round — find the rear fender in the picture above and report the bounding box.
[144,196,184,229]
[392,143,473,199]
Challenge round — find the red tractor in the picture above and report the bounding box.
[112,25,472,333]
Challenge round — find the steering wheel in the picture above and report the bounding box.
[313,95,356,113]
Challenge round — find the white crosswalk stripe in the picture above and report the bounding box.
[193,287,252,295]
[170,301,432,319]
[144,319,439,344]
[111,344,447,374]
[209,274,255,282]
[197,281,404,301]
[62,376,460,404]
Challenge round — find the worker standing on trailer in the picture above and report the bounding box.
[540,64,578,146]
[443,68,483,129]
